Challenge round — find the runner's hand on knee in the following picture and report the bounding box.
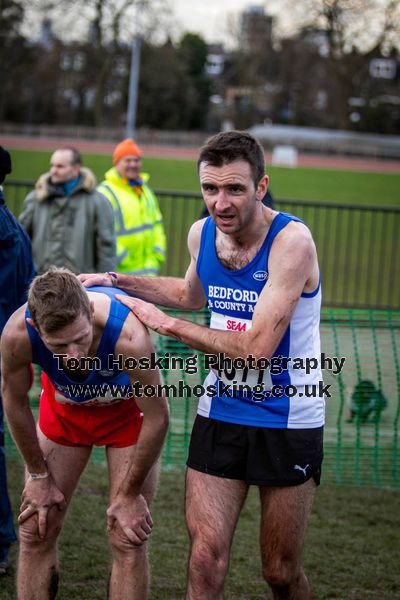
[19,475,66,539]
[107,493,153,546]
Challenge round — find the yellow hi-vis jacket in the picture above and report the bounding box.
[98,168,166,275]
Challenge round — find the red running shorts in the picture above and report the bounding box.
[38,371,143,448]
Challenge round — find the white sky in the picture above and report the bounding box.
[24,1,280,47]
[22,0,398,52]
[170,1,281,45]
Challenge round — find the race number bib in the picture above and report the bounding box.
[210,312,273,398]
[211,364,273,390]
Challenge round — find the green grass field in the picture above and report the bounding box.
[8,148,400,206]
[1,460,399,599]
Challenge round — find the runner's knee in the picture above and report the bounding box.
[108,525,148,560]
[19,515,62,551]
[187,512,230,581]
[190,539,229,586]
[262,557,298,588]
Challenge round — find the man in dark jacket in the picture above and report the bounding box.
[19,146,116,274]
[0,146,36,576]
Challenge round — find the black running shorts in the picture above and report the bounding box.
[187,415,323,486]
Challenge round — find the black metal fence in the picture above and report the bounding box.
[4,180,399,310]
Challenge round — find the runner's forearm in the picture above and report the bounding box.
[115,274,193,309]
[165,316,275,361]
[3,399,47,474]
[119,405,169,496]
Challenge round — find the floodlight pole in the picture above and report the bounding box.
[126,33,142,139]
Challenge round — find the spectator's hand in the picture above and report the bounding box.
[78,272,112,287]
[19,474,66,539]
[116,295,172,335]
[107,493,153,546]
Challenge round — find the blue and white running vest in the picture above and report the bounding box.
[196,214,325,429]
[25,286,134,404]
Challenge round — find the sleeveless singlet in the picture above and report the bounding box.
[196,214,325,429]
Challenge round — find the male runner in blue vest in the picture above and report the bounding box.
[1,268,169,600]
[80,131,324,600]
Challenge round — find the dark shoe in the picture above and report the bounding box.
[0,561,8,577]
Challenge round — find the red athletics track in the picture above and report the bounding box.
[2,134,400,174]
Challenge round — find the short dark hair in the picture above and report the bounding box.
[56,146,82,166]
[197,131,265,186]
[28,267,91,333]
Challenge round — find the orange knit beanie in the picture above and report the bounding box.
[113,139,142,165]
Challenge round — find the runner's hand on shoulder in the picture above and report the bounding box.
[116,295,172,335]
[78,272,112,287]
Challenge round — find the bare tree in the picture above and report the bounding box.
[276,0,400,129]
[19,0,170,44]
[0,0,25,119]
[85,0,171,125]
[276,0,400,55]
[16,0,171,125]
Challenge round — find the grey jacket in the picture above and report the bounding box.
[19,168,116,274]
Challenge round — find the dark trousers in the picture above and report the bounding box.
[0,395,17,563]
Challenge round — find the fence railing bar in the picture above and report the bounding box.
[5,180,400,213]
